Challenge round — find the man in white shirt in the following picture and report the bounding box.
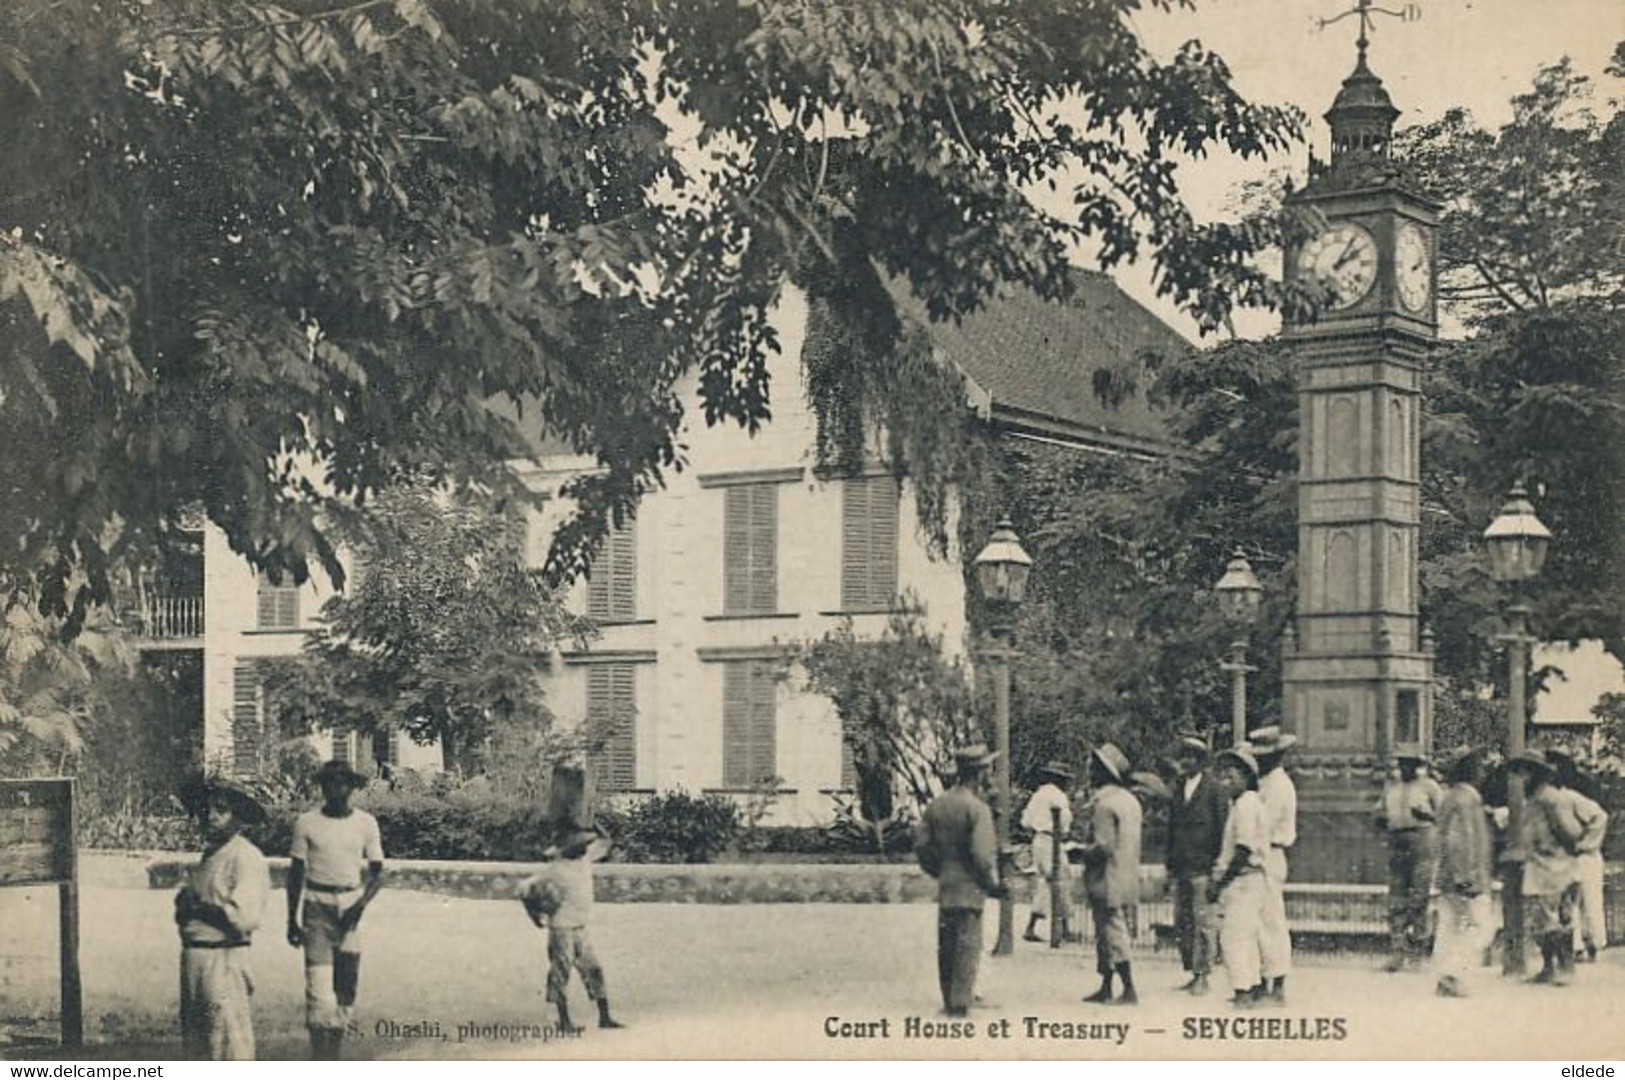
[286,759,385,1060]
[1020,760,1075,944]
[1247,726,1298,1005]
[176,776,271,1060]
[1375,747,1443,971]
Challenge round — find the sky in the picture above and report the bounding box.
[1096,0,1625,342]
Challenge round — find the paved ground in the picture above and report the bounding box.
[3,884,1622,1060]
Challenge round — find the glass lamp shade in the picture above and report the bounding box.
[1482,483,1552,583]
[974,518,1033,605]
[1214,548,1264,623]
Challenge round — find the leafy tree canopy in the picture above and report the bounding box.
[0,0,1304,624]
[261,482,587,774]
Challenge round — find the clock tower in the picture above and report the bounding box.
[1280,27,1440,882]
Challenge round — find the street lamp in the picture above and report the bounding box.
[1215,548,1265,747]
[974,517,1032,957]
[1482,481,1552,976]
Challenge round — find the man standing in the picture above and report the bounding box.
[175,776,271,1060]
[1511,749,1585,985]
[1165,734,1226,996]
[1208,747,1268,1010]
[1547,749,1610,964]
[916,743,1004,1017]
[1375,747,1441,971]
[1248,726,1298,1005]
[1431,748,1494,998]
[1020,760,1075,944]
[287,759,386,1059]
[1080,743,1142,1006]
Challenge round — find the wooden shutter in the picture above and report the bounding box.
[588,663,637,792]
[724,485,777,615]
[840,721,858,790]
[586,518,637,620]
[256,573,299,629]
[841,476,899,610]
[332,731,352,764]
[231,662,262,776]
[723,661,776,787]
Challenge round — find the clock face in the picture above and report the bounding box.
[1296,222,1378,311]
[1395,221,1431,313]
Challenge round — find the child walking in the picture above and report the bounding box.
[521,829,624,1033]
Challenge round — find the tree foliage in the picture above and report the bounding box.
[261,483,587,774]
[797,603,980,823]
[0,0,1304,621]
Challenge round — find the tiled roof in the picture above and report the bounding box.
[894,270,1189,452]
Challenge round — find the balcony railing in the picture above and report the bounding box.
[133,593,205,639]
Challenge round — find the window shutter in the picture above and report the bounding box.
[723,661,777,788]
[748,662,777,784]
[723,487,752,614]
[841,476,899,610]
[588,663,638,792]
[840,721,858,790]
[587,518,638,621]
[256,573,299,630]
[722,662,751,787]
[841,479,872,609]
[231,662,262,776]
[748,486,777,614]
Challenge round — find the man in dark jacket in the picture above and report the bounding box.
[916,743,1004,1017]
[1166,734,1227,996]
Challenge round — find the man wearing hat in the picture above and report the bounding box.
[916,743,1005,1017]
[1546,749,1610,964]
[1247,726,1298,1004]
[287,759,386,1059]
[1079,743,1142,1005]
[1374,747,1442,971]
[176,775,272,1060]
[1165,733,1226,996]
[1208,747,1269,1009]
[1019,760,1076,944]
[1510,749,1587,984]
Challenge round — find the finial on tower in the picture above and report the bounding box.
[1316,0,1421,66]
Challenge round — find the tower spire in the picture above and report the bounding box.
[1313,0,1421,169]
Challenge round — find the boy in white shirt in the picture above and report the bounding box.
[286,759,385,1060]
[176,776,271,1060]
[521,829,624,1033]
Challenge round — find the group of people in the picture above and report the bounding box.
[915,729,1612,1017]
[172,760,617,1061]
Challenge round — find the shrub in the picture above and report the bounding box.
[604,789,740,864]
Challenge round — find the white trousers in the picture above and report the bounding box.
[1574,853,1606,949]
[180,946,256,1061]
[1220,872,1266,994]
[1260,847,1292,978]
[1434,892,1494,991]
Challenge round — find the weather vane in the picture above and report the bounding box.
[1316,0,1422,61]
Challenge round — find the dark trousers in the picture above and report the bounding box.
[936,907,983,1013]
[1173,873,1215,975]
[1387,828,1435,957]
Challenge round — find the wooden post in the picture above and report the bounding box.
[1049,805,1065,949]
[60,778,82,1049]
[59,878,82,1048]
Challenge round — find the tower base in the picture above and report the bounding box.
[1290,753,1390,884]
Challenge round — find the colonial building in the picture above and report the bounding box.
[522,277,1183,822]
[126,272,1184,808]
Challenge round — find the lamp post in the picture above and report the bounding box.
[1215,548,1265,747]
[974,516,1032,958]
[1482,481,1552,976]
